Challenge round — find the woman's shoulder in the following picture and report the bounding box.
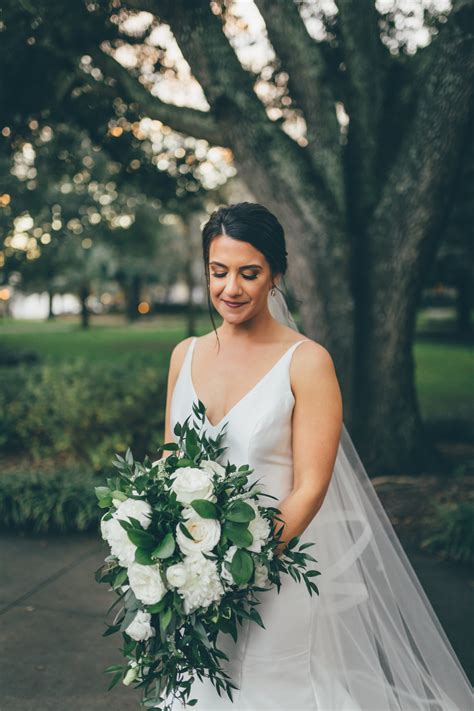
[290,334,337,379]
[168,335,195,379]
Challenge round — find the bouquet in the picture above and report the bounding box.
[95,400,320,709]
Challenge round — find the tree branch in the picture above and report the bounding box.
[254,0,345,211]
[92,50,226,145]
[371,1,474,279]
[336,0,389,220]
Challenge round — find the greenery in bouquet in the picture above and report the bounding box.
[95,400,320,709]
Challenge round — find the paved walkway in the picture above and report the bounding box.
[0,531,472,710]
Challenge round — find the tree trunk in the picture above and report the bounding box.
[182,227,197,338]
[79,281,90,330]
[47,289,55,320]
[126,274,142,322]
[93,0,474,473]
[455,267,472,340]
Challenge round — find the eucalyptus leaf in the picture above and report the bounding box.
[152,533,175,559]
[127,528,156,550]
[190,499,218,519]
[230,549,254,585]
[223,522,253,548]
[225,500,256,523]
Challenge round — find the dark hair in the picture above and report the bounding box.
[201,201,289,343]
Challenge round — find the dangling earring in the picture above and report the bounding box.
[270,285,276,296]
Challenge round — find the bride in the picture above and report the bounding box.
[163,202,472,710]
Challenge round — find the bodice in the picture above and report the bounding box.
[170,336,307,501]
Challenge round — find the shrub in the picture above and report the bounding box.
[0,467,100,533]
[421,500,474,565]
[0,354,167,470]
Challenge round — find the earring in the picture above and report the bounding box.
[270,286,276,296]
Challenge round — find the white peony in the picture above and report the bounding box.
[125,610,155,642]
[199,459,226,480]
[170,467,215,506]
[165,562,188,588]
[127,562,167,605]
[246,500,271,553]
[100,498,152,567]
[177,553,224,614]
[176,513,221,556]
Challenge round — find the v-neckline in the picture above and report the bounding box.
[188,336,306,429]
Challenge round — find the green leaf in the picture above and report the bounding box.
[161,442,180,451]
[107,671,122,691]
[230,549,254,585]
[127,528,156,550]
[179,522,195,541]
[225,500,256,523]
[190,499,218,519]
[134,548,155,566]
[111,490,128,502]
[112,568,128,589]
[223,522,253,548]
[95,486,110,500]
[160,606,172,632]
[287,535,300,550]
[152,533,175,559]
[147,597,168,614]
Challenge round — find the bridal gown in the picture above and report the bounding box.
[168,335,473,711]
[168,336,357,710]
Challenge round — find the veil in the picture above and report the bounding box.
[267,288,473,710]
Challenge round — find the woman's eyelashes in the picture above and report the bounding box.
[212,272,258,280]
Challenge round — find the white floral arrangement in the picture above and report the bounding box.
[96,400,320,709]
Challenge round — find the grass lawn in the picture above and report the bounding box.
[1,310,472,427]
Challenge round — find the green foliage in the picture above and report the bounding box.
[421,501,474,565]
[0,467,100,532]
[0,354,167,470]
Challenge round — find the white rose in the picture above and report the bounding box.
[200,459,226,480]
[116,498,153,529]
[165,563,188,588]
[125,610,155,642]
[170,467,215,506]
[100,516,136,567]
[128,562,167,605]
[100,498,152,567]
[246,500,271,553]
[177,553,224,614]
[176,514,221,556]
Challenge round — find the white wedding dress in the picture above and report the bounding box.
[167,325,473,710]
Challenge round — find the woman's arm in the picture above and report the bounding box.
[273,341,343,556]
[161,336,194,460]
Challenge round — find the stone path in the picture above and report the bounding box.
[0,531,472,710]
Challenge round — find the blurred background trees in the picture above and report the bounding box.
[0,0,472,481]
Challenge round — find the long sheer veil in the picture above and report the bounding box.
[268,288,473,710]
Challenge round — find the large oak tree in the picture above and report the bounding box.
[95,0,474,473]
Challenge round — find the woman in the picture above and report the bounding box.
[164,203,472,710]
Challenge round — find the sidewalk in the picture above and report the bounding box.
[0,531,472,710]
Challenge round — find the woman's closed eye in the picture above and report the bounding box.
[212,272,258,280]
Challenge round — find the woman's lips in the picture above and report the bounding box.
[222,300,247,308]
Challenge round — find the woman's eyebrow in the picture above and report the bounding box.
[209,261,262,269]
